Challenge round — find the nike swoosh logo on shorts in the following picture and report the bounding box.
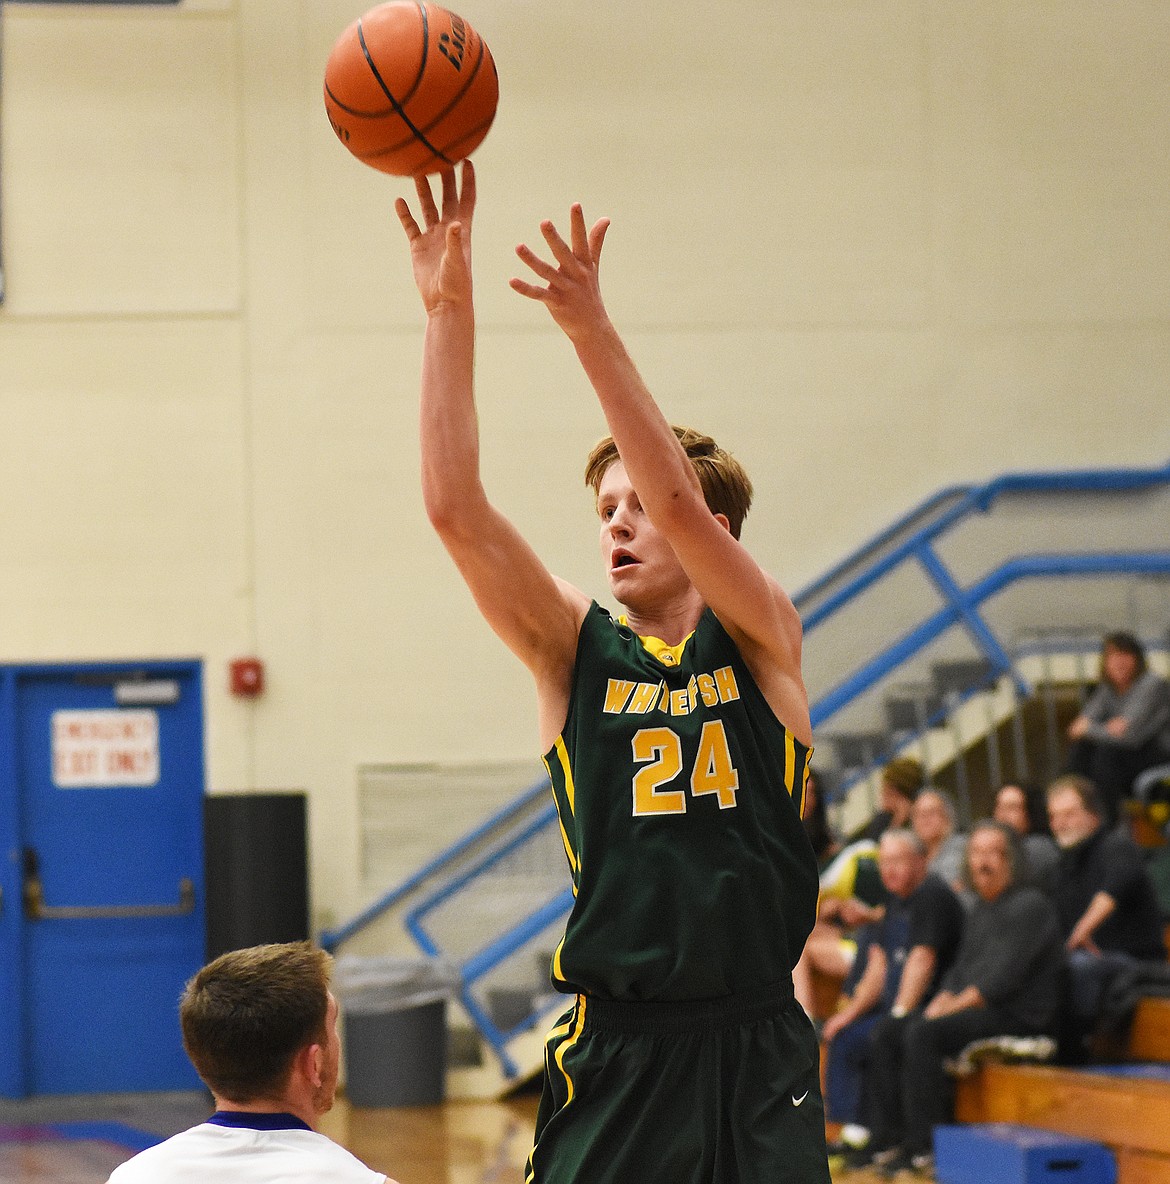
[792,1090,809,1106]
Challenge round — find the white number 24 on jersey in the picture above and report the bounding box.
[631,720,739,815]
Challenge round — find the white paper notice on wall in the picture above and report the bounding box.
[51,710,161,788]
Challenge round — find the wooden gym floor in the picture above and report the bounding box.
[0,1089,883,1184]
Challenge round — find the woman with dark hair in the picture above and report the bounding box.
[1065,631,1170,824]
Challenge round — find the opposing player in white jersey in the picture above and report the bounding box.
[107,942,394,1184]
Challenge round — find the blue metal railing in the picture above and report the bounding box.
[325,456,1170,1076]
[812,549,1170,727]
[407,881,574,1077]
[793,458,1170,627]
[318,777,550,952]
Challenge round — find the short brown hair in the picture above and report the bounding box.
[180,942,333,1102]
[583,426,753,540]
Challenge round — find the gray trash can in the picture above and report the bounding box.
[334,955,460,1107]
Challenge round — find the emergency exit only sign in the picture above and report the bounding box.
[51,710,160,788]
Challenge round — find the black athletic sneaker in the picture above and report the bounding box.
[842,1144,880,1171]
[876,1148,934,1178]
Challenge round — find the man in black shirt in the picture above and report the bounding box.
[1047,774,1166,1059]
[822,829,964,1166]
[865,821,1063,1177]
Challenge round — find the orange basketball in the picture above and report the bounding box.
[324,1,498,177]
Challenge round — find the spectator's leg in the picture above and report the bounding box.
[1065,949,1107,1025]
[825,1013,879,1127]
[1065,738,1094,777]
[900,1009,1012,1157]
[1073,739,1165,826]
[1121,737,1170,812]
[861,1011,909,1153]
[1065,949,1140,1061]
[1056,954,1088,1065]
[793,920,851,1017]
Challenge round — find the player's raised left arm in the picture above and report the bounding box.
[510,205,810,744]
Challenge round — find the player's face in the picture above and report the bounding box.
[312,992,342,1115]
[596,461,691,608]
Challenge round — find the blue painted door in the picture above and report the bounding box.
[0,662,206,1096]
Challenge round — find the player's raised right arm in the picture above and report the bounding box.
[395,164,588,706]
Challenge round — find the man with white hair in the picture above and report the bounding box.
[822,828,964,1170]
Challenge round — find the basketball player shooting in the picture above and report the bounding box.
[395,161,830,1184]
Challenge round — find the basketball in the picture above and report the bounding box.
[324,1,498,177]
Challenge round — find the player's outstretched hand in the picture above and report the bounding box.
[510,203,611,340]
[395,160,476,315]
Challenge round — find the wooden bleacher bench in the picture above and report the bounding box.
[954,995,1170,1184]
[1128,995,1170,1062]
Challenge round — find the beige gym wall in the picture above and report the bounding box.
[1,0,1167,931]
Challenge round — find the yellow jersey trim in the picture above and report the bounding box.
[616,614,696,669]
[542,745,579,883]
[554,995,587,1105]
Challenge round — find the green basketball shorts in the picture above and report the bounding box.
[525,983,830,1184]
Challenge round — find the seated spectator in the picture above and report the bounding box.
[802,767,840,868]
[818,837,887,923]
[863,821,1063,1177]
[993,781,1059,892]
[794,756,926,1016]
[1065,631,1170,824]
[911,788,967,893]
[793,835,886,1015]
[822,829,964,1169]
[1046,774,1167,1062]
[108,942,395,1184]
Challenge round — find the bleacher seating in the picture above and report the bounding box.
[952,997,1170,1184]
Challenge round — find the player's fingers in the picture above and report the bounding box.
[459,160,476,221]
[439,167,459,219]
[569,204,589,258]
[415,174,439,225]
[515,243,559,283]
[394,197,421,240]
[539,219,577,268]
[509,277,550,303]
[416,175,442,226]
[589,218,611,265]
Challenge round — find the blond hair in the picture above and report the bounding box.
[583,426,753,540]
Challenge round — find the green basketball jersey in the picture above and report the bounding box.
[542,601,819,1001]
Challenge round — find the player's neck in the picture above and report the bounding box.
[620,594,705,647]
[213,1094,319,1132]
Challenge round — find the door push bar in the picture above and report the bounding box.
[22,848,195,921]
